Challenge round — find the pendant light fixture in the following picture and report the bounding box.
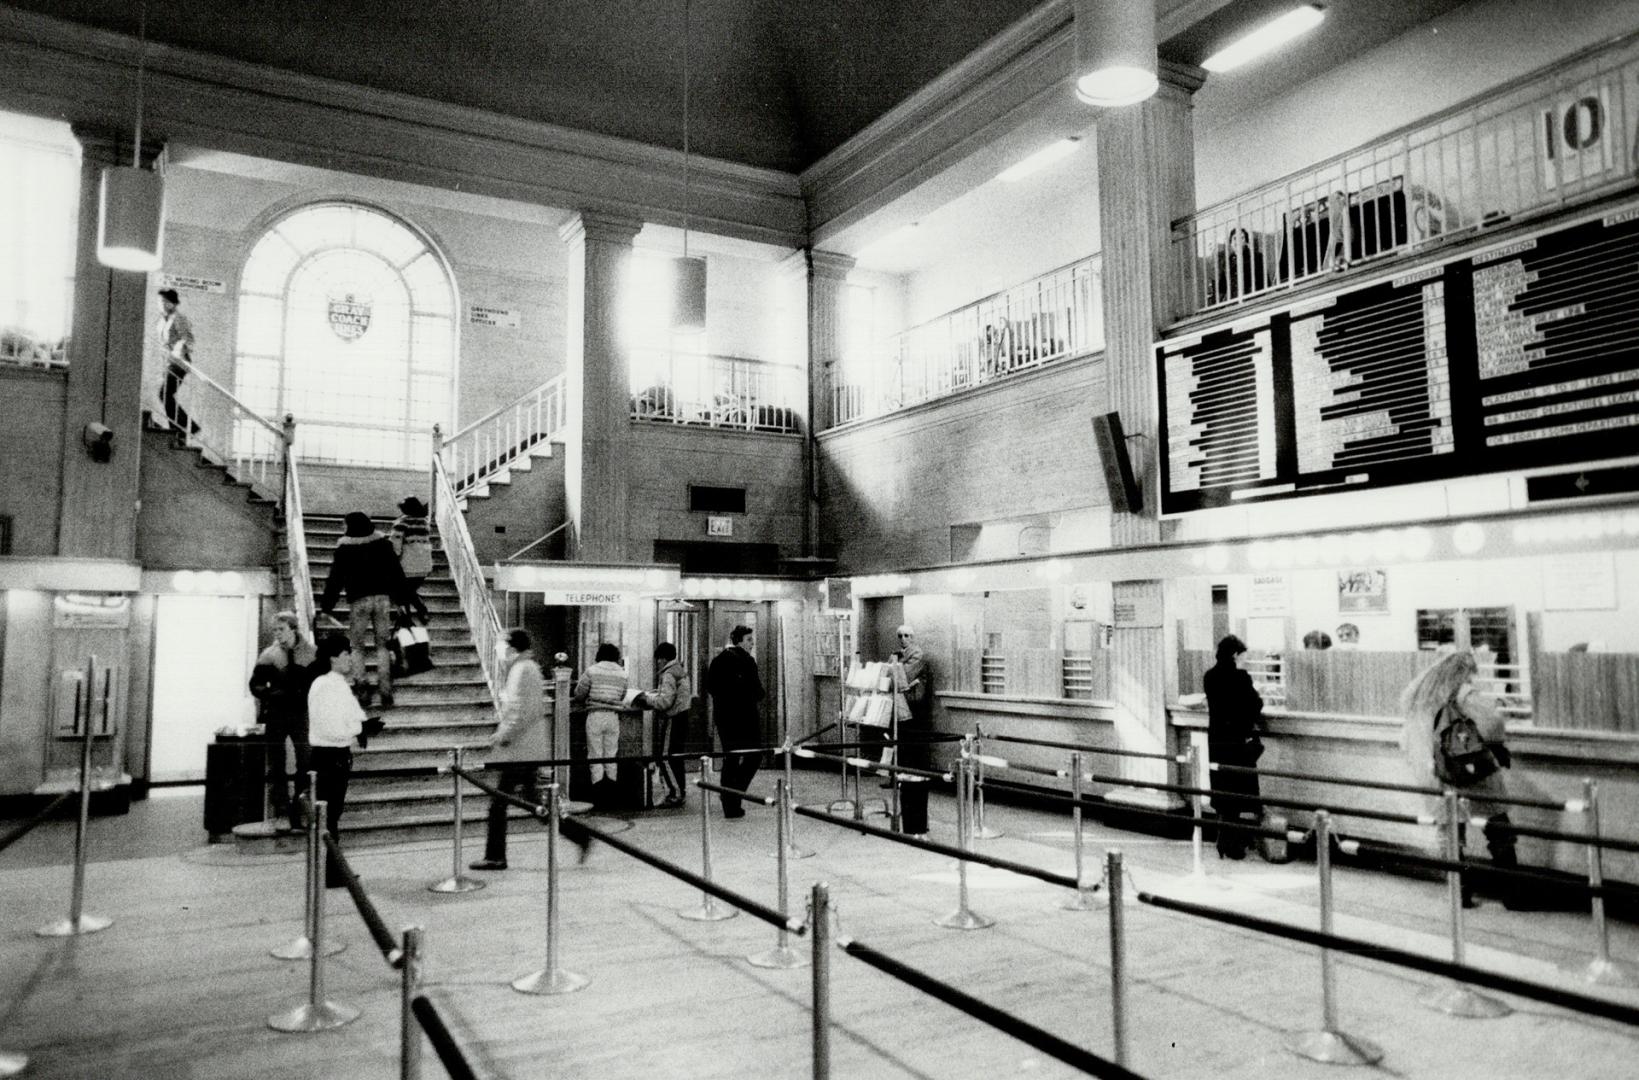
[97,3,166,272]
[671,0,708,334]
[1073,0,1159,108]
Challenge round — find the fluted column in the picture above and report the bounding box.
[1095,64,1203,791]
[559,212,643,563]
[792,249,854,558]
[56,129,162,560]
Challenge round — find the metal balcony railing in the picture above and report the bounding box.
[1175,30,1639,318]
[630,349,801,434]
[442,376,568,496]
[830,255,1103,428]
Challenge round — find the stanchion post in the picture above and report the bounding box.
[428,747,484,894]
[1420,791,1511,1018]
[1106,849,1128,1069]
[37,656,112,938]
[1286,811,1384,1064]
[972,728,1001,839]
[935,758,995,931]
[513,783,590,995]
[680,756,737,922]
[811,882,832,1080]
[780,742,814,860]
[1062,751,1098,911]
[1188,744,1206,879]
[400,926,423,1080]
[268,799,361,1032]
[748,778,808,969]
[1573,778,1638,987]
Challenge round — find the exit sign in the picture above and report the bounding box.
[707,516,733,536]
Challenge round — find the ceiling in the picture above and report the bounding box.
[6,0,1467,174]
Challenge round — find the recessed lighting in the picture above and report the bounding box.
[1202,5,1326,73]
[997,138,1082,183]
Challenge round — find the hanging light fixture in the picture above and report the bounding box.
[97,3,166,272]
[671,0,707,333]
[1073,0,1159,108]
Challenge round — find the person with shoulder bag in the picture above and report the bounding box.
[642,642,692,808]
[1401,648,1519,908]
[1204,635,1266,860]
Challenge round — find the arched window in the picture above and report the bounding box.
[235,203,454,467]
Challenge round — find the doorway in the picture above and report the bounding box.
[706,602,778,747]
[860,596,906,663]
[149,595,257,782]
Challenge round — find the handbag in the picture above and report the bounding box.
[1434,699,1500,786]
[390,618,434,677]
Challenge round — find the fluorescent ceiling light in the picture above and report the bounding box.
[998,138,1082,183]
[1202,5,1326,73]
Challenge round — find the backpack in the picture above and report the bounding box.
[1434,699,1499,786]
[396,527,433,577]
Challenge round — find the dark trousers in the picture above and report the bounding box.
[400,577,430,620]
[160,365,195,435]
[264,714,310,828]
[484,765,536,862]
[655,713,689,799]
[716,722,761,815]
[309,746,352,886]
[1207,745,1261,856]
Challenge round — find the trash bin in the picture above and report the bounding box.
[899,777,930,836]
[204,733,267,841]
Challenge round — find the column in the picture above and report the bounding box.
[1095,64,1204,789]
[55,130,161,560]
[559,212,643,563]
[801,250,855,557]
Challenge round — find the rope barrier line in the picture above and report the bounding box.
[450,766,548,817]
[1209,762,1581,812]
[558,816,805,934]
[1344,838,1639,901]
[319,832,404,969]
[0,791,75,856]
[979,777,1308,844]
[835,935,1146,1080]
[695,780,776,806]
[793,746,953,782]
[982,730,1183,764]
[1072,770,1433,828]
[409,995,480,1080]
[964,753,1068,779]
[799,734,963,754]
[1502,821,1639,855]
[1137,891,1639,1028]
[793,804,1080,891]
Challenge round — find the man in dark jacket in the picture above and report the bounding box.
[319,511,405,707]
[705,625,763,818]
[249,611,316,831]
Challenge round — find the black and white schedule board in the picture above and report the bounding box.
[1157,201,1639,514]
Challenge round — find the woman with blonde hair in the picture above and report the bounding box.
[1400,647,1516,907]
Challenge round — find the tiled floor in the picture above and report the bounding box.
[2,775,1637,1079]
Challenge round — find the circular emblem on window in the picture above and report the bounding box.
[327,293,372,341]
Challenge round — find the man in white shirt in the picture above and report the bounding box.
[155,287,199,438]
[307,635,366,887]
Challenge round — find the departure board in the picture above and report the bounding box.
[1157,200,1639,514]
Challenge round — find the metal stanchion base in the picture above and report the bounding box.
[678,898,739,922]
[747,943,809,969]
[826,799,856,816]
[1575,957,1639,988]
[1419,982,1513,1018]
[0,1050,27,1077]
[770,844,816,860]
[560,800,595,816]
[270,935,345,960]
[973,825,1003,840]
[934,908,996,930]
[1061,886,1105,911]
[427,875,486,894]
[267,999,361,1032]
[1285,1029,1385,1065]
[35,914,112,937]
[512,967,590,995]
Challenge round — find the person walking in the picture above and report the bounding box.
[574,644,630,810]
[390,496,433,622]
[645,642,692,808]
[306,635,366,888]
[705,625,764,818]
[318,511,405,708]
[1204,634,1265,860]
[248,611,316,832]
[155,287,199,438]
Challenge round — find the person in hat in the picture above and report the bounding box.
[390,496,433,621]
[318,511,406,708]
[155,287,199,438]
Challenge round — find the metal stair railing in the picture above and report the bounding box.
[440,375,567,498]
[162,354,286,502]
[431,452,506,712]
[279,415,317,642]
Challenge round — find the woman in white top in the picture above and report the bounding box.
[574,643,629,808]
[308,635,366,888]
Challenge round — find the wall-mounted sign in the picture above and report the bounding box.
[328,293,372,341]
[469,304,520,329]
[1337,569,1388,613]
[707,516,733,537]
[1247,573,1289,617]
[161,274,225,294]
[542,590,634,606]
[496,561,680,596]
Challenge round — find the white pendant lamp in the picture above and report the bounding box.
[97,4,165,272]
[671,0,707,334]
[1073,0,1159,108]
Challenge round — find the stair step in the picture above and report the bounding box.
[389,683,493,705]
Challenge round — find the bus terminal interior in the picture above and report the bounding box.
[4,1,1639,1077]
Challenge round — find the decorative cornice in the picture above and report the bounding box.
[559,212,645,247]
[0,8,805,247]
[808,250,857,281]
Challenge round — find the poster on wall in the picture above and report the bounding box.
[1338,569,1388,613]
[1247,573,1289,617]
[1542,553,1617,610]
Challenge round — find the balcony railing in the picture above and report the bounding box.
[829,255,1103,428]
[630,349,800,434]
[442,375,568,497]
[1174,30,1639,318]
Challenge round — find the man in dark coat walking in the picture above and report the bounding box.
[705,625,764,818]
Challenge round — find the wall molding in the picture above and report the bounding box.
[0,8,805,248]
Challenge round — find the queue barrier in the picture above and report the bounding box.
[683,772,803,966]
[0,788,77,1077]
[35,654,115,940]
[1209,760,1586,813]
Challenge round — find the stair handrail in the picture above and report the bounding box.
[162,353,286,501]
[431,451,506,713]
[440,375,568,497]
[280,415,317,642]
